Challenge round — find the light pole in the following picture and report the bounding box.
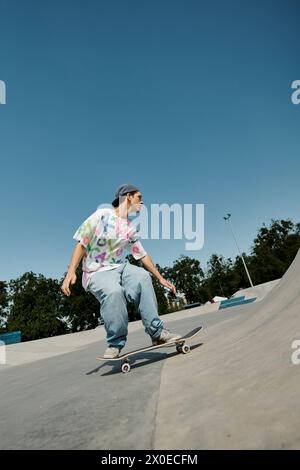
[223,213,254,288]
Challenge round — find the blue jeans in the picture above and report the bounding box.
[88,262,164,349]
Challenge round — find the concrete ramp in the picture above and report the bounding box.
[232,278,280,301]
[154,249,300,449]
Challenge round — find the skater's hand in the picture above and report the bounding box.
[159,278,177,296]
[61,273,77,296]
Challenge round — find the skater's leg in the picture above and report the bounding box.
[88,265,128,349]
[121,262,164,340]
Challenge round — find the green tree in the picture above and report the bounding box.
[249,219,300,284]
[152,265,169,315]
[195,254,241,302]
[164,255,204,304]
[60,265,100,332]
[201,254,238,299]
[0,281,8,331]
[7,272,67,341]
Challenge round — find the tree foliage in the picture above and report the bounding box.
[163,255,204,304]
[7,272,67,341]
[60,265,100,332]
[199,254,240,301]
[249,219,300,284]
[0,281,8,331]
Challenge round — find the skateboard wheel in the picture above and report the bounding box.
[121,362,131,373]
[182,344,190,354]
[176,345,182,353]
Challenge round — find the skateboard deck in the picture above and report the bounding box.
[96,325,202,373]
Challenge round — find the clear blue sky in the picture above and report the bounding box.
[1,0,299,283]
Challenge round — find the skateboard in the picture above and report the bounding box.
[96,325,202,373]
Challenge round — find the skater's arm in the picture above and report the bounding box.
[141,255,177,295]
[61,243,86,296]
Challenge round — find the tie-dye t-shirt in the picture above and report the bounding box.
[73,208,147,290]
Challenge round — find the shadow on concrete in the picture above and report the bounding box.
[91,343,204,376]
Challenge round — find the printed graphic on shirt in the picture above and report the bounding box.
[73,208,147,290]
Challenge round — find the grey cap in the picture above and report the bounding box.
[111,183,139,207]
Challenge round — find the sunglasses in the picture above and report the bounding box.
[127,192,143,202]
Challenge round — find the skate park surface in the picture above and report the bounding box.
[0,250,299,449]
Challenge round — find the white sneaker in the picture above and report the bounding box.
[103,346,120,359]
[152,329,182,346]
